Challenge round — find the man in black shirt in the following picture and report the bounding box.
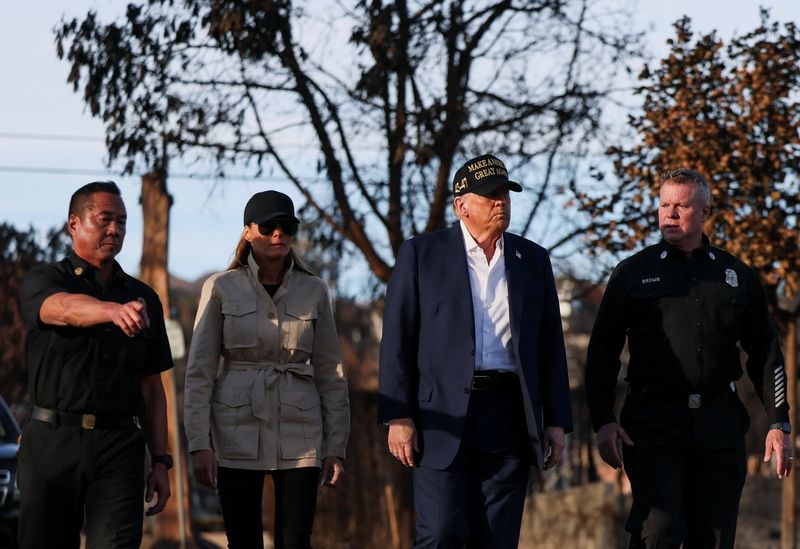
[18,181,174,548]
[585,168,792,548]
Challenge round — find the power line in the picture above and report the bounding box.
[0,131,102,143]
[0,165,326,183]
[0,166,110,177]
[0,130,384,152]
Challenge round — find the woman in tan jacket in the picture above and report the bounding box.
[184,190,350,549]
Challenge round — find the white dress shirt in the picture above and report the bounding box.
[459,220,516,373]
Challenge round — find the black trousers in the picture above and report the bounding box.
[412,375,532,549]
[17,419,146,549]
[620,395,749,549]
[217,466,321,549]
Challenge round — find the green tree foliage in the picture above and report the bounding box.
[0,224,70,403]
[578,12,800,320]
[55,0,641,283]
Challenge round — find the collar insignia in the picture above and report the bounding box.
[73,267,84,277]
[660,251,668,259]
[515,250,522,259]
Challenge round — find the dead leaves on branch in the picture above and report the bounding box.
[580,13,800,304]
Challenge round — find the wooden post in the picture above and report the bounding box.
[139,171,195,547]
[783,316,798,549]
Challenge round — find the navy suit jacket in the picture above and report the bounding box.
[378,223,573,470]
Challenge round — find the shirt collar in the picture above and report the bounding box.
[657,234,715,261]
[459,220,504,255]
[67,249,126,284]
[246,250,296,285]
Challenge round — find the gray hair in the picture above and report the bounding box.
[660,168,710,205]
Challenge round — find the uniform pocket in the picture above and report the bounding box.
[221,301,258,349]
[211,389,260,459]
[282,303,317,353]
[53,328,90,354]
[627,282,673,335]
[726,291,749,331]
[279,389,323,459]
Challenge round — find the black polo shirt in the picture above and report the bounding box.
[20,250,174,417]
[586,236,789,430]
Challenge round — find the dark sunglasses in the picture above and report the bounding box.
[257,219,299,236]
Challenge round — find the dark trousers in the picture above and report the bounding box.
[217,466,321,549]
[621,395,749,549]
[412,375,532,549]
[17,419,146,549]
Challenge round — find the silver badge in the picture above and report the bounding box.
[725,268,738,288]
[660,251,668,259]
[708,251,716,260]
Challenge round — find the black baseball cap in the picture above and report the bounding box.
[243,190,300,226]
[452,154,523,197]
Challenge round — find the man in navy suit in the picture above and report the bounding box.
[379,153,573,548]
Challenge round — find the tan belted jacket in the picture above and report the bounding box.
[184,254,350,470]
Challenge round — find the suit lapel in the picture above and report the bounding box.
[504,234,526,359]
[443,223,476,344]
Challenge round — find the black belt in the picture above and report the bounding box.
[626,385,735,409]
[471,370,519,391]
[31,406,137,430]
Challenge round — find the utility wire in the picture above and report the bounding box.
[0,165,326,183]
[0,132,102,143]
[0,131,383,152]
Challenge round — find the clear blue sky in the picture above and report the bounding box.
[1,1,798,281]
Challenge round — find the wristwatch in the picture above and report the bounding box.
[769,421,792,434]
[151,454,174,469]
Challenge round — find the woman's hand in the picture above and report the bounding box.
[191,448,218,490]
[320,456,345,487]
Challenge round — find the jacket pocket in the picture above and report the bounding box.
[417,385,433,402]
[282,303,318,353]
[211,389,259,459]
[221,301,258,349]
[279,390,323,459]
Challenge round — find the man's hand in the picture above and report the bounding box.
[139,373,169,515]
[109,300,150,337]
[597,422,634,469]
[191,448,218,490]
[145,464,171,516]
[543,426,566,470]
[320,456,346,487]
[764,428,793,480]
[387,418,418,467]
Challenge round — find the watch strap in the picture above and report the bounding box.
[769,421,792,434]
[151,453,174,469]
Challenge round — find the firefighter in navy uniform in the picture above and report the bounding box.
[18,181,173,549]
[585,168,792,549]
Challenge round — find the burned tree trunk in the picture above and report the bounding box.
[139,171,196,547]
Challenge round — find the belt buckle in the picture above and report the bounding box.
[471,374,487,390]
[81,414,97,429]
[688,394,701,409]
